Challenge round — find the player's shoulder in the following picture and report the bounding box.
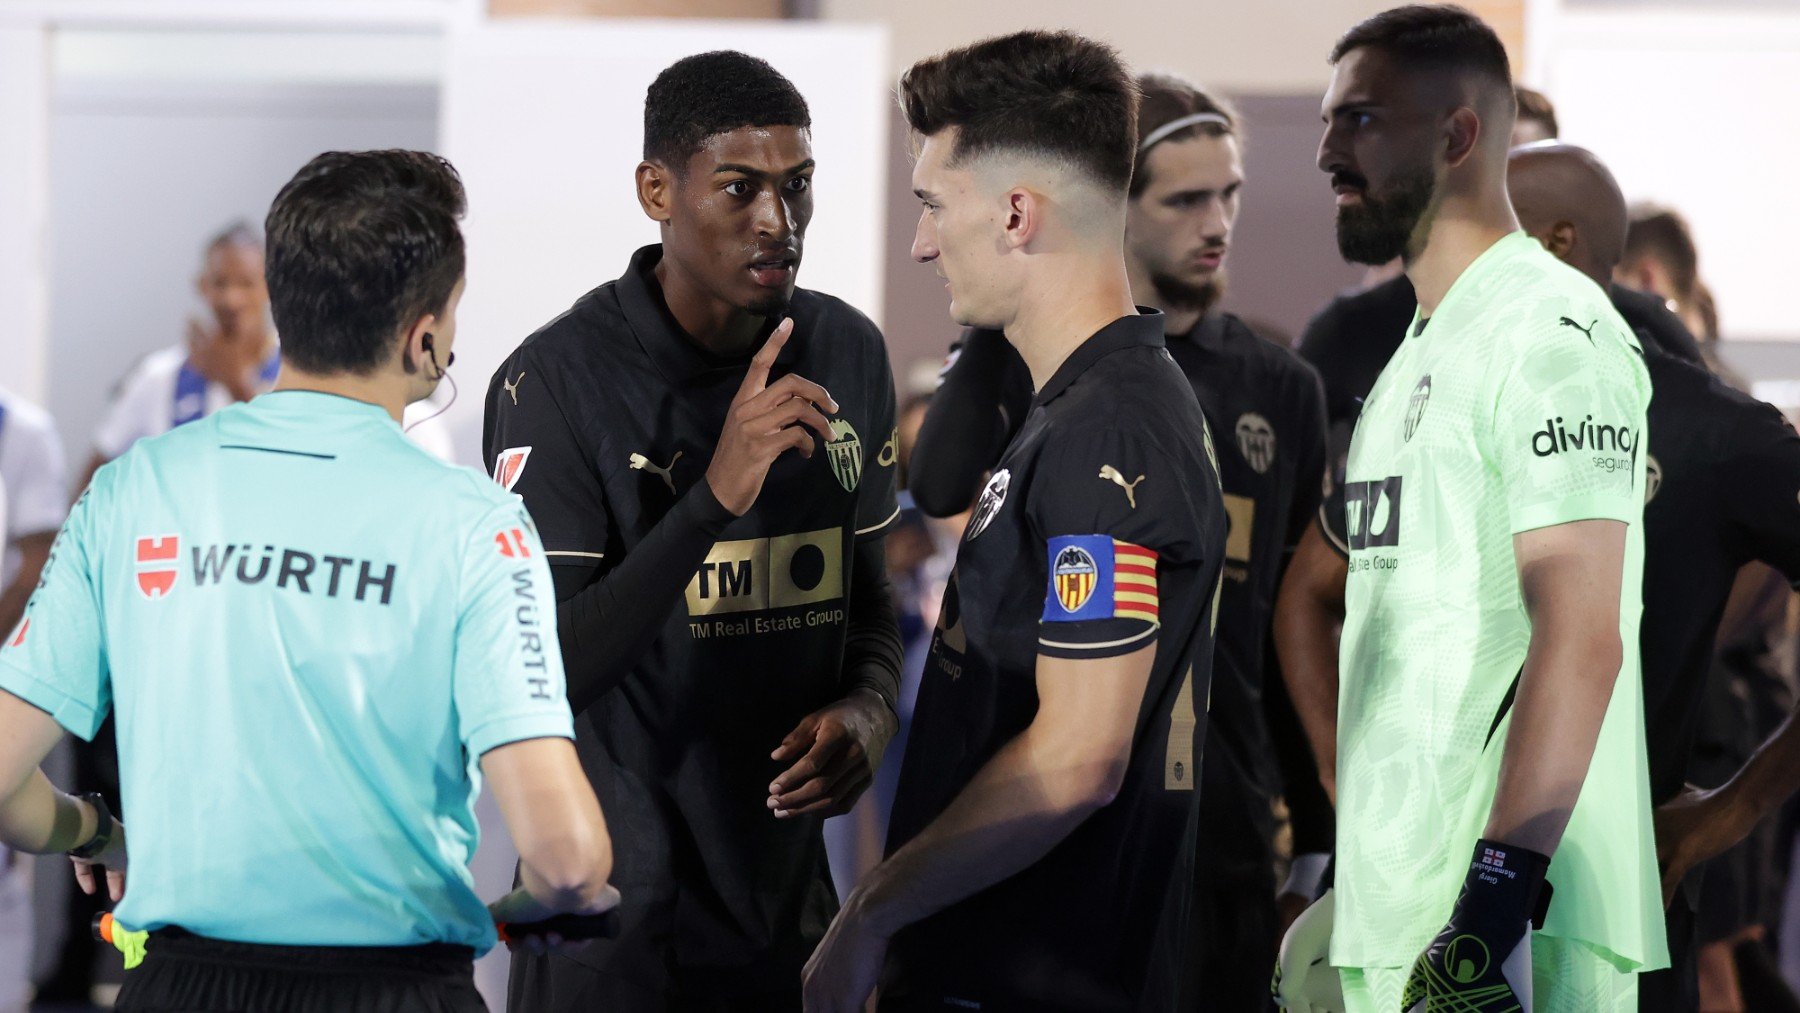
[1300,277,1414,344]
[790,287,889,362]
[1221,314,1325,390]
[502,284,628,378]
[124,345,187,388]
[0,385,59,442]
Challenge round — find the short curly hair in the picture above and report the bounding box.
[644,51,811,171]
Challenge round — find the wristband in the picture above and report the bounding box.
[67,793,114,860]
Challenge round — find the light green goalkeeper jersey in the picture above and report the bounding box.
[1332,233,1666,973]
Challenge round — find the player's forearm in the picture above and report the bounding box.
[841,538,902,711]
[1274,580,1343,792]
[0,770,95,854]
[909,330,1019,518]
[847,720,1122,936]
[1483,624,1621,853]
[1714,703,1800,841]
[556,482,737,713]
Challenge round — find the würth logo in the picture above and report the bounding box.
[496,529,532,559]
[135,535,181,600]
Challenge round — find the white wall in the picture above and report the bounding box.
[1537,5,1800,340]
[438,17,890,464]
[818,0,1396,94]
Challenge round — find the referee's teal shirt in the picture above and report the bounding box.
[0,391,573,952]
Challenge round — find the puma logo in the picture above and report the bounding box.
[502,371,526,405]
[629,451,682,494]
[1558,317,1597,343]
[1098,465,1146,509]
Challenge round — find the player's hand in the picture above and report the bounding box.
[1655,783,1749,908]
[185,316,266,402]
[489,884,622,956]
[769,689,896,819]
[706,318,839,516]
[70,820,127,904]
[1403,840,1549,1013]
[1272,888,1343,1012]
[803,893,890,1013]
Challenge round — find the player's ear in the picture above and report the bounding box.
[400,311,437,374]
[1444,106,1481,168]
[1545,221,1576,261]
[1002,188,1039,251]
[637,161,675,225]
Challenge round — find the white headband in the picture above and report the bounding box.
[1138,112,1231,152]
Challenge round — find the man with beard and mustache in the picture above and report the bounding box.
[485,51,903,1012]
[1287,7,1665,1010]
[904,73,1330,1006]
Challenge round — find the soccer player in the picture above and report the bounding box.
[1310,7,1664,1008]
[485,52,902,1011]
[0,149,614,1012]
[1296,85,1702,457]
[903,73,1328,1005]
[1276,138,1800,1012]
[803,31,1226,1012]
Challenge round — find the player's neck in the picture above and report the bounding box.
[271,364,409,423]
[1124,258,1204,336]
[1006,260,1138,392]
[1407,191,1519,317]
[653,255,768,358]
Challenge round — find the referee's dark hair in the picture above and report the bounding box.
[900,30,1139,195]
[263,149,466,375]
[1130,73,1238,199]
[1330,5,1512,91]
[644,51,811,173]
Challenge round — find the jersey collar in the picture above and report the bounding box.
[1171,311,1230,352]
[617,244,805,385]
[1034,310,1166,407]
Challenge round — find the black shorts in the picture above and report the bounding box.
[114,927,485,1013]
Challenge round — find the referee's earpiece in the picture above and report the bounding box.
[420,333,454,378]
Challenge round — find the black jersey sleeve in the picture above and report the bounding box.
[842,536,902,713]
[857,347,903,540]
[484,348,612,566]
[1317,455,1351,561]
[1027,426,1210,659]
[1286,366,1331,554]
[484,348,737,714]
[1719,398,1800,584]
[909,328,1033,518]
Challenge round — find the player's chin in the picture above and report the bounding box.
[743,286,795,318]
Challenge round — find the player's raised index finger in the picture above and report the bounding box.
[742,317,794,397]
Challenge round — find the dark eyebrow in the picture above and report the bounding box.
[913,188,937,201]
[1324,101,1378,122]
[713,158,816,178]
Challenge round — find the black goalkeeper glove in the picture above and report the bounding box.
[1403,839,1553,1013]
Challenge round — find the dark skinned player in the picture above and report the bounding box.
[486,52,902,1011]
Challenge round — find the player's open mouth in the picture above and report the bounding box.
[749,257,796,287]
[1333,184,1364,206]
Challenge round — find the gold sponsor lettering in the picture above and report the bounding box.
[1223,493,1254,567]
[1165,664,1198,791]
[684,528,843,617]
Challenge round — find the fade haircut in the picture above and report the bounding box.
[900,30,1139,194]
[1624,202,1701,301]
[644,51,811,172]
[1131,73,1238,198]
[264,150,466,375]
[1514,85,1558,139]
[1331,5,1513,93]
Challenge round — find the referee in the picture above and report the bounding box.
[804,31,1226,1013]
[487,52,902,1011]
[0,150,614,1012]
[1308,8,1663,1008]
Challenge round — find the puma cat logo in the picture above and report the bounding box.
[502,372,526,405]
[1558,317,1597,343]
[1098,465,1146,509]
[629,451,682,494]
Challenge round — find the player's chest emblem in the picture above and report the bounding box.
[630,450,682,494]
[1235,412,1276,474]
[966,469,1011,540]
[1645,454,1662,503]
[1403,375,1432,442]
[826,419,863,492]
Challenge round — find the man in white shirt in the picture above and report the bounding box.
[0,387,66,639]
[76,222,279,494]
